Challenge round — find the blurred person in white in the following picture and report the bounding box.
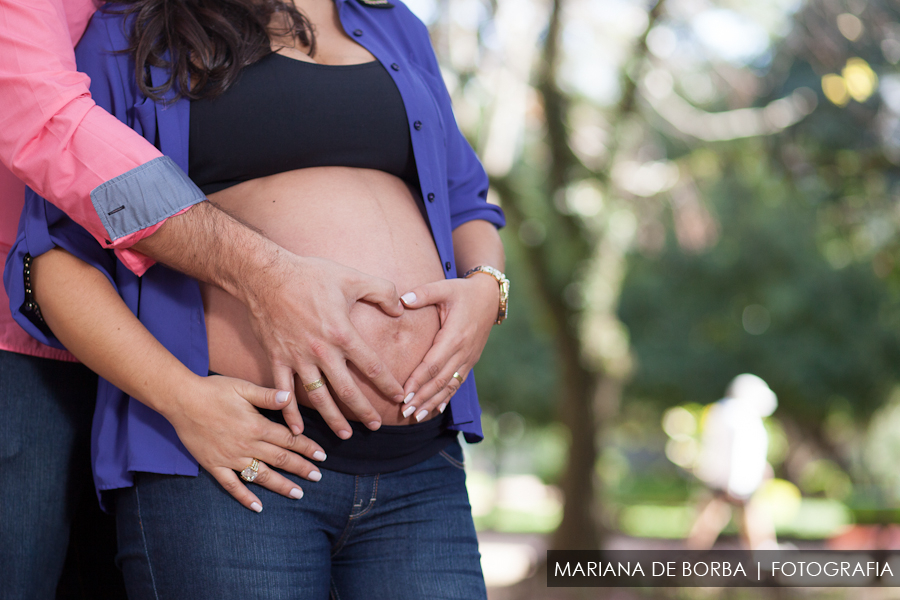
[687,374,778,550]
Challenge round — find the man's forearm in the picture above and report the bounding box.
[0,0,197,275]
[133,200,284,307]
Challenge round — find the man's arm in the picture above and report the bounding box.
[0,0,186,275]
[0,0,405,436]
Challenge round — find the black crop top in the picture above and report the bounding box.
[189,53,418,195]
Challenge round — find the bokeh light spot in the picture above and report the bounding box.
[822,73,850,106]
[842,58,878,103]
[836,13,863,42]
[742,304,771,335]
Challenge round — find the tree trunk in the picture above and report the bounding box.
[551,344,601,550]
[490,0,668,553]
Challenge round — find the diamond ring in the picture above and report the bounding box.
[240,458,260,483]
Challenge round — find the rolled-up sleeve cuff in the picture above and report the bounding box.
[450,204,506,231]
[109,206,191,277]
[91,156,205,244]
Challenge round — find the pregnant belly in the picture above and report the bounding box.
[202,167,444,425]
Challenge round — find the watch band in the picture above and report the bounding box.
[463,265,509,324]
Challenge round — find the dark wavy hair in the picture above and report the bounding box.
[109,0,316,101]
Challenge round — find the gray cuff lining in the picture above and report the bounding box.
[90,156,205,242]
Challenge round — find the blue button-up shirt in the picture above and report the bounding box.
[4,0,504,507]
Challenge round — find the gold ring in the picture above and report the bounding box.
[303,377,326,392]
[240,458,260,483]
[452,372,465,385]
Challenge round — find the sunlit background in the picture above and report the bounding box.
[408,0,900,597]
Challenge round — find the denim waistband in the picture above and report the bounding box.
[296,404,456,475]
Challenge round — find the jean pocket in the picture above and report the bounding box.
[438,442,466,470]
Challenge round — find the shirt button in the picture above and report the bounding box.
[353,29,363,36]
[391,63,400,71]
[427,192,435,202]
[445,262,452,271]
[414,120,422,130]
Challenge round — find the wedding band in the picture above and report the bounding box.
[452,372,465,385]
[303,377,326,392]
[240,458,260,483]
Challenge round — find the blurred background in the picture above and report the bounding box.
[409,0,900,597]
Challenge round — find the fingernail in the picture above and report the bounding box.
[291,425,302,436]
[290,488,303,499]
[402,405,416,418]
[415,409,428,422]
[276,391,291,404]
[438,402,447,413]
[313,450,326,461]
[251,502,263,513]
[368,420,382,430]
[338,429,352,440]
[401,292,416,305]
[403,392,415,404]
[308,471,322,482]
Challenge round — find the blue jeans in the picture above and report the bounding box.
[0,350,125,599]
[115,438,486,600]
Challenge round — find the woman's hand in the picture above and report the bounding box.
[166,374,327,513]
[398,274,500,420]
[32,248,331,513]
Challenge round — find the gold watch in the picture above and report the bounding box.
[463,265,509,324]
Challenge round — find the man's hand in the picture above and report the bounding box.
[135,201,406,439]
[244,253,406,439]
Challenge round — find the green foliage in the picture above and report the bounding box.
[619,156,900,424]
[435,0,900,537]
[473,227,560,422]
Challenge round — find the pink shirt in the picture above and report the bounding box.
[0,167,73,360]
[0,0,179,359]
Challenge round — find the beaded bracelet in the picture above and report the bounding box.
[22,253,46,324]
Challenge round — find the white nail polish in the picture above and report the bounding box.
[402,405,416,418]
[403,392,415,404]
[308,471,322,482]
[415,410,428,422]
[275,391,291,404]
[438,403,446,413]
[290,488,303,499]
[401,292,417,304]
[313,451,327,461]
[251,502,263,513]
